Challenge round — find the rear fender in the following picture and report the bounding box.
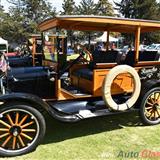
[141,79,160,94]
[136,79,160,108]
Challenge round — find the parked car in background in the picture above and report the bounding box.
[145,43,160,51]
[139,44,147,51]
[121,45,134,53]
[67,46,74,55]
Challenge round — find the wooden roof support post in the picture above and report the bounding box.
[135,26,141,63]
[32,37,36,66]
[106,31,110,51]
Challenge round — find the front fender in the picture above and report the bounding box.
[0,92,50,112]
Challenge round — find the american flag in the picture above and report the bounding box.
[0,54,8,73]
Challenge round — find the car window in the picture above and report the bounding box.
[44,40,57,62]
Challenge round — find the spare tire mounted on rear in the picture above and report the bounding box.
[103,65,141,111]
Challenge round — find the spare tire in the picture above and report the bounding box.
[102,65,141,111]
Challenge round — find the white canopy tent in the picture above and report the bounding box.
[95,32,118,42]
[0,37,8,53]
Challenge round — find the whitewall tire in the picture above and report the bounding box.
[103,65,141,111]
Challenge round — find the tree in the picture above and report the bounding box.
[115,0,159,19]
[115,0,160,43]
[0,6,27,44]
[23,0,56,24]
[2,0,57,45]
[95,0,114,16]
[61,0,75,15]
[76,0,96,15]
[61,0,76,47]
[115,0,133,18]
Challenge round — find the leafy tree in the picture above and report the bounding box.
[115,0,133,18]
[76,0,96,15]
[95,0,114,16]
[115,0,159,19]
[115,0,160,43]
[0,6,27,44]
[61,0,76,47]
[1,0,57,45]
[22,0,56,24]
[75,0,115,48]
[61,0,75,15]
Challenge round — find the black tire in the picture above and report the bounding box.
[0,102,46,157]
[140,87,160,125]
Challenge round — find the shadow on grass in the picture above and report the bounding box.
[42,111,143,145]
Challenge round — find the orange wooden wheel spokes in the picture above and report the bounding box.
[2,135,12,147]
[22,129,36,132]
[149,96,155,104]
[0,132,9,139]
[156,110,160,117]
[21,121,34,129]
[12,137,16,150]
[18,135,25,147]
[18,114,28,126]
[0,109,38,151]
[145,106,153,110]
[156,93,160,104]
[15,112,19,125]
[20,133,33,141]
[0,128,9,132]
[145,91,160,120]
[146,101,154,106]
[0,119,11,128]
[0,120,11,128]
[6,114,14,126]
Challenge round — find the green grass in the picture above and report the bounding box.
[1,112,160,160]
[44,53,79,61]
[67,54,79,61]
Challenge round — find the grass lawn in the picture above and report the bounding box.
[1,111,160,160]
[44,53,79,61]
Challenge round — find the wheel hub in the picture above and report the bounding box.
[9,126,21,137]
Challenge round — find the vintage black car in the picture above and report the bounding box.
[0,16,160,157]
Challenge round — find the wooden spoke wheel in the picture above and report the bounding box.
[140,87,160,125]
[0,103,46,157]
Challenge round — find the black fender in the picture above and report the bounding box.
[0,92,50,112]
[136,79,160,108]
[141,79,160,94]
[0,92,80,122]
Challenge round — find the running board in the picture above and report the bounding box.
[48,100,139,122]
[77,108,138,119]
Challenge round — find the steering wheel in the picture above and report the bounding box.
[59,44,93,76]
[76,44,93,62]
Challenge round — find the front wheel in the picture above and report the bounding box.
[140,87,160,125]
[0,103,46,157]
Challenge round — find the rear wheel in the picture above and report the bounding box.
[0,103,46,157]
[140,87,160,125]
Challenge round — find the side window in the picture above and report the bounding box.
[44,37,57,62]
